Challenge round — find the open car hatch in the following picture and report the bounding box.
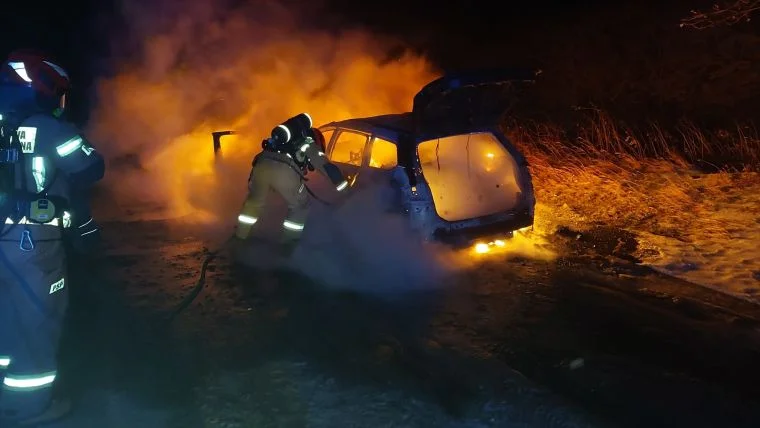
[410,69,539,244]
[412,68,539,136]
[317,68,539,245]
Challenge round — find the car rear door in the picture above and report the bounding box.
[324,128,370,187]
[411,70,539,238]
[322,129,401,209]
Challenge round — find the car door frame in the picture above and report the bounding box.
[319,126,337,148]
[324,127,373,183]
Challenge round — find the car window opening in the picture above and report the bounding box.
[369,137,398,169]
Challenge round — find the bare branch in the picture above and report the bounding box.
[680,0,760,29]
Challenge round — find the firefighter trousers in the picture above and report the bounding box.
[0,222,68,422]
[236,156,311,243]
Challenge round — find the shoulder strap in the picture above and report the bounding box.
[0,113,22,223]
[0,112,60,211]
[0,114,22,162]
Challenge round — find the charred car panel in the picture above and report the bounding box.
[317,69,538,246]
[320,71,536,245]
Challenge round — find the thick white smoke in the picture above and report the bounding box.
[87,0,437,225]
[288,180,460,294]
[86,0,474,292]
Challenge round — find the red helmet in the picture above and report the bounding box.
[4,49,70,98]
[310,127,326,152]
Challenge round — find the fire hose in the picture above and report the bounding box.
[164,235,233,323]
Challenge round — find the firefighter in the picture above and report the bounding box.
[235,113,348,252]
[0,50,105,425]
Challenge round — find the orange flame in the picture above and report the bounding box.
[87,2,438,224]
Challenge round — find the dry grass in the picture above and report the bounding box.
[504,110,760,246]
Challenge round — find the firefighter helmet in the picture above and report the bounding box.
[2,50,71,115]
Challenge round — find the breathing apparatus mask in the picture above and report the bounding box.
[262,113,318,171]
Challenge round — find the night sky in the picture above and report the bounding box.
[2,0,634,81]
[3,0,750,125]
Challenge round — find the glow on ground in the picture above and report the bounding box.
[471,226,532,255]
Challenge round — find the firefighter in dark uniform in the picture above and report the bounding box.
[235,113,348,248]
[0,50,105,425]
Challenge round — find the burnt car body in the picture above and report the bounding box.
[317,70,538,247]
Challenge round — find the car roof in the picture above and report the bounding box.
[320,113,414,144]
[320,112,505,148]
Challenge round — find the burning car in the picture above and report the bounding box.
[316,70,538,250]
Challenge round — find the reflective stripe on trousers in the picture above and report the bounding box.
[237,156,310,242]
[0,227,67,421]
[0,370,58,421]
[2,372,57,391]
[282,220,304,232]
[235,209,259,240]
[238,214,258,226]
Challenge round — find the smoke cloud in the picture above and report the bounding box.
[87,0,438,225]
[286,180,462,294]
[86,0,556,293]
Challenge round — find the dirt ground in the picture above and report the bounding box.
[47,217,760,428]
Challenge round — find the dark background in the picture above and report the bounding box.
[2,0,113,125]
[4,0,758,127]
